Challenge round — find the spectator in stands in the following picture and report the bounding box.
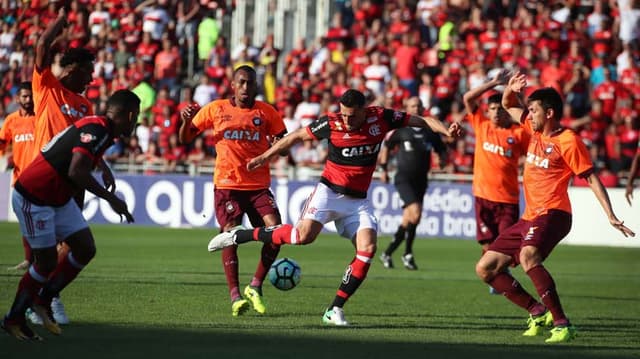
[154,37,181,98]
[136,116,152,153]
[136,0,172,41]
[593,67,622,119]
[293,90,321,128]
[124,135,144,163]
[363,51,390,98]
[393,32,420,96]
[193,74,218,107]
[197,10,221,65]
[176,0,202,47]
[163,133,186,172]
[138,140,165,175]
[185,135,209,168]
[132,75,156,124]
[0,0,638,181]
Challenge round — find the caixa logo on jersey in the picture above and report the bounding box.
[60,103,88,119]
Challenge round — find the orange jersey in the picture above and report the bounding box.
[467,110,529,204]
[521,120,593,220]
[191,99,286,190]
[31,67,93,161]
[0,111,36,184]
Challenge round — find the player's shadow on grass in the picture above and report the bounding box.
[2,323,638,359]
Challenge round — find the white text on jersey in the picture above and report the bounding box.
[526,152,550,169]
[223,130,261,141]
[341,143,381,157]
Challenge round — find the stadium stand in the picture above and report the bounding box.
[0,0,639,185]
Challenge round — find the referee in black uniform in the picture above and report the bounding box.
[378,96,447,270]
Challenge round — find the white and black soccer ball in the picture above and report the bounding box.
[268,258,301,291]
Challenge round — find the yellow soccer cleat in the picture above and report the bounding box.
[545,325,577,343]
[243,285,266,314]
[522,311,553,337]
[231,298,250,317]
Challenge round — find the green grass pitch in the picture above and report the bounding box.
[1,222,639,358]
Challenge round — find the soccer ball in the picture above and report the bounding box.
[268,258,301,291]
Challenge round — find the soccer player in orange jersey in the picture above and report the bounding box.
[31,7,115,198]
[179,66,287,316]
[1,82,36,272]
[0,82,36,186]
[462,70,529,252]
[475,73,635,343]
[462,70,530,294]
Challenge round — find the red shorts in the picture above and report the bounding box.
[475,196,519,244]
[214,188,281,229]
[488,209,572,266]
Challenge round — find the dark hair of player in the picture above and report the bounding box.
[339,89,366,108]
[488,93,502,105]
[107,90,141,113]
[60,47,95,67]
[18,81,32,91]
[233,65,256,78]
[528,87,563,120]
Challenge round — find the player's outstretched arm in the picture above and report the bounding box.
[586,172,635,237]
[247,127,311,171]
[462,69,510,114]
[407,115,460,137]
[502,72,527,125]
[178,103,201,145]
[35,8,68,72]
[68,152,134,223]
[625,152,640,205]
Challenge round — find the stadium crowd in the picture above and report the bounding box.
[0,0,639,185]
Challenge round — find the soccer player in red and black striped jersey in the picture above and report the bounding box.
[1,90,139,341]
[208,89,461,325]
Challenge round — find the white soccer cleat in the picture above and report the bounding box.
[322,306,349,326]
[51,297,70,325]
[26,308,42,325]
[207,225,245,252]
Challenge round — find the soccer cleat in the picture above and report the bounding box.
[243,285,266,314]
[32,303,62,335]
[523,311,553,337]
[322,306,349,326]
[51,297,70,325]
[379,253,394,269]
[1,316,42,341]
[7,259,30,271]
[231,298,250,317]
[545,325,577,343]
[401,253,418,270]
[208,225,245,252]
[26,308,43,325]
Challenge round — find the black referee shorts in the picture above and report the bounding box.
[394,176,428,208]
